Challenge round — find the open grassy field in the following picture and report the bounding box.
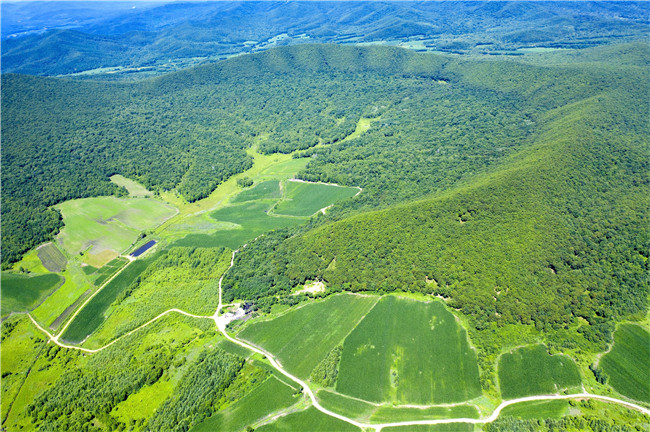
[498,399,569,419]
[191,376,298,432]
[370,405,479,423]
[55,196,176,266]
[273,181,360,217]
[111,379,173,424]
[36,242,67,272]
[256,406,361,432]
[1,316,48,425]
[60,252,163,344]
[110,174,153,197]
[336,297,481,405]
[383,424,474,432]
[82,247,230,348]
[497,344,581,399]
[316,390,377,421]
[232,180,282,203]
[10,249,49,274]
[93,257,128,286]
[600,324,650,403]
[29,260,95,331]
[0,272,63,317]
[238,293,378,379]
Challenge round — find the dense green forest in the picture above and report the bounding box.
[222,44,649,354]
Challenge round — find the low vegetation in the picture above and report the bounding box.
[256,406,361,432]
[497,344,581,399]
[36,242,67,272]
[273,181,359,217]
[0,272,63,316]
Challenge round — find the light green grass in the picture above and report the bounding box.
[273,181,359,217]
[239,294,378,380]
[497,344,581,399]
[600,324,650,403]
[93,257,128,286]
[10,248,49,274]
[499,399,569,419]
[1,272,63,316]
[316,390,377,421]
[111,379,173,423]
[336,297,481,405]
[191,377,298,432]
[370,405,479,422]
[383,424,474,432]
[36,242,67,272]
[256,406,361,432]
[56,196,176,259]
[231,180,281,203]
[31,262,92,329]
[110,174,153,197]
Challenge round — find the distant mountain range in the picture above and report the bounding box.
[2,1,649,77]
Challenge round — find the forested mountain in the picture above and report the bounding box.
[2,1,648,77]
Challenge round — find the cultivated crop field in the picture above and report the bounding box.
[336,296,481,405]
[600,324,650,403]
[239,293,379,379]
[0,273,63,316]
[257,406,361,432]
[36,242,67,272]
[231,180,282,203]
[497,344,581,399]
[273,181,360,217]
[55,196,176,265]
[369,405,479,422]
[499,399,569,419]
[191,376,297,432]
[92,256,128,286]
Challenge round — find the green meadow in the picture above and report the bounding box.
[600,324,650,403]
[273,181,360,217]
[256,406,361,432]
[231,180,282,203]
[110,174,153,197]
[36,242,67,272]
[497,344,581,399]
[383,424,474,432]
[499,399,569,419]
[191,376,297,432]
[55,196,176,265]
[0,273,63,316]
[316,390,377,421]
[336,296,481,404]
[238,293,379,379]
[370,405,479,422]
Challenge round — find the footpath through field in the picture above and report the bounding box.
[25,248,650,430]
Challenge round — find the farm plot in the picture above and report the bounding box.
[81,247,230,349]
[499,399,569,419]
[231,180,282,203]
[256,406,361,432]
[600,324,650,403]
[238,293,378,380]
[384,424,474,432]
[93,257,128,286]
[191,376,298,432]
[273,181,359,217]
[36,242,67,272]
[370,405,479,423]
[55,196,176,266]
[61,251,163,344]
[1,272,63,316]
[497,344,581,399]
[336,296,481,405]
[317,390,377,421]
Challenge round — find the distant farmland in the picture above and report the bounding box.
[36,242,67,272]
[273,181,359,217]
[498,344,581,399]
[1,272,63,316]
[336,296,481,404]
[600,324,650,403]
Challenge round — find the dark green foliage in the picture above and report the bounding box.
[310,346,342,387]
[0,272,63,316]
[237,177,254,188]
[486,415,646,432]
[27,343,172,431]
[145,349,244,432]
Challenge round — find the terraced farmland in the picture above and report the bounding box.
[336,296,481,404]
[238,293,379,379]
[497,344,581,399]
[600,324,650,403]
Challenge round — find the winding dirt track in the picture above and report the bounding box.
[26,249,650,431]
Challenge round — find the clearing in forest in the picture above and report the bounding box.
[238,293,379,380]
[55,196,176,266]
[273,181,360,217]
[600,324,650,403]
[336,296,481,405]
[110,175,153,197]
[497,344,581,399]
